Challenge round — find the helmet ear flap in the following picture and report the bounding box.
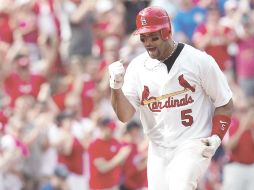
[160,28,170,40]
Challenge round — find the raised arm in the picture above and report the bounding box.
[111,89,136,123]
[69,0,94,24]
[108,61,136,123]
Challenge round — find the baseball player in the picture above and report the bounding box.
[108,6,234,190]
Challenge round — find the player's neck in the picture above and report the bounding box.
[159,41,177,62]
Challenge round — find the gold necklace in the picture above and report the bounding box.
[160,41,177,62]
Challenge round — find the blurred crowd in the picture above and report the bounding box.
[0,0,253,190]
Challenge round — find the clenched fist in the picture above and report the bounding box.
[108,61,125,89]
[201,135,221,158]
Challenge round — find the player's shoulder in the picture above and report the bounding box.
[130,51,149,64]
[126,51,150,70]
[182,43,215,63]
[182,43,204,56]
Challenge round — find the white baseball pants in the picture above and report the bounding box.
[147,139,211,190]
[223,162,254,190]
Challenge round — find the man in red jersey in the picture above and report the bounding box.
[192,5,236,71]
[3,44,54,107]
[88,118,131,190]
[51,110,88,190]
[222,97,254,190]
[120,121,148,190]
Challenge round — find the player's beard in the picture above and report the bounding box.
[146,42,169,60]
[147,47,160,60]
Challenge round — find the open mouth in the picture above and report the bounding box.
[147,47,156,53]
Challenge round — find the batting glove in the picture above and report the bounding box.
[201,135,221,158]
[108,61,125,89]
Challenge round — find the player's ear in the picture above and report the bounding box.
[160,29,168,40]
[160,28,171,40]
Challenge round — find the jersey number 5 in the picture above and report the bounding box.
[181,109,193,127]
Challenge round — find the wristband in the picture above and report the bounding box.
[211,114,231,140]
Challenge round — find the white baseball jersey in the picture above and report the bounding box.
[122,43,232,148]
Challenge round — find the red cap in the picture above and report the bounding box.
[106,121,117,130]
[100,118,117,130]
[134,6,171,35]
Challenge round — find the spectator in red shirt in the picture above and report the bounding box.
[51,73,73,112]
[51,110,88,190]
[120,121,148,190]
[52,55,99,117]
[192,5,236,71]
[222,97,254,190]
[92,0,124,57]
[2,44,54,108]
[235,13,254,97]
[88,118,131,190]
[4,52,45,107]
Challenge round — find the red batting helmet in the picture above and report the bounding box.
[133,6,171,40]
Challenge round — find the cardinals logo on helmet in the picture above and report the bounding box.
[141,16,147,26]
